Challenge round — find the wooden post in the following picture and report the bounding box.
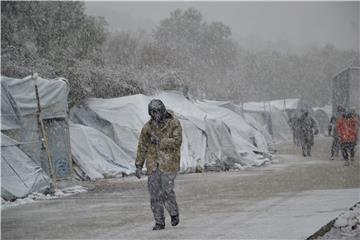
[34,77,56,183]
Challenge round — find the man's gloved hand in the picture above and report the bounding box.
[150,134,160,145]
[314,129,319,135]
[135,167,142,179]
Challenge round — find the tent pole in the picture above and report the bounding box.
[34,75,56,186]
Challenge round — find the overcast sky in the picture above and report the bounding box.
[85,1,359,51]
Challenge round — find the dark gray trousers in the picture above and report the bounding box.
[147,168,179,225]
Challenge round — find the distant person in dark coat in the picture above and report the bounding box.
[288,112,300,146]
[328,106,346,160]
[299,111,319,157]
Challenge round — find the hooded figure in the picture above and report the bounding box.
[336,111,359,165]
[298,111,318,157]
[135,99,182,230]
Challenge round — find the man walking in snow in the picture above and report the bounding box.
[135,99,182,230]
[336,110,359,166]
[298,110,319,157]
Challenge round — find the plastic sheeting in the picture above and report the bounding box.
[195,100,269,166]
[1,82,21,130]
[1,133,51,201]
[69,123,135,179]
[203,100,273,153]
[1,75,69,119]
[1,75,72,179]
[69,93,209,176]
[70,91,272,178]
[243,102,292,143]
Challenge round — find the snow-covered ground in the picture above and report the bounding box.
[1,185,87,210]
[318,202,360,240]
[1,136,359,239]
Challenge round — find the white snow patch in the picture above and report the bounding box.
[319,202,360,239]
[1,185,87,210]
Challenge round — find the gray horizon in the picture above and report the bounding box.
[85,1,359,52]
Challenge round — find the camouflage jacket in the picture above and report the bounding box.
[135,113,182,174]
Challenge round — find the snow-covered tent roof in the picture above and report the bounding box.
[1,81,21,130]
[201,100,275,154]
[243,102,292,143]
[244,98,314,116]
[1,75,72,179]
[154,91,271,166]
[1,133,51,200]
[1,75,69,118]
[70,91,272,178]
[70,93,208,177]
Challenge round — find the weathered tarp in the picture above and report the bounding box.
[268,98,314,115]
[1,133,51,200]
[202,100,274,152]
[70,91,272,178]
[69,123,135,179]
[70,93,209,177]
[1,75,69,118]
[194,100,269,166]
[1,75,72,179]
[1,81,21,130]
[153,92,268,164]
[243,102,292,143]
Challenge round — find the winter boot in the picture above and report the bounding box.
[152,223,165,231]
[171,215,179,226]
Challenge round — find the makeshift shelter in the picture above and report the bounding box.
[1,82,21,132]
[69,123,135,180]
[154,91,271,166]
[332,65,360,115]
[70,91,272,177]
[1,75,72,179]
[1,133,51,200]
[70,93,209,176]
[267,98,314,118]
[243,101,292,143]
[201,100,273,152]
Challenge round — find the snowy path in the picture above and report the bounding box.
[2,136,359,239]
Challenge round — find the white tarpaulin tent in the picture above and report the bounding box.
[202,100,274,153]
[243,101,292,143]
[153,91,270,167]
[70,93,209,177]
[1,82,21,131]
[69,123,135,179]
[1,133,51,200]
[1,75,72,179]
[70,91,272,179]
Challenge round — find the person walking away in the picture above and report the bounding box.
[135,99,182,230]
[288,112,299,146]
[299,111,319,157]
[328,106,346,160]
[336,111,359,166]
